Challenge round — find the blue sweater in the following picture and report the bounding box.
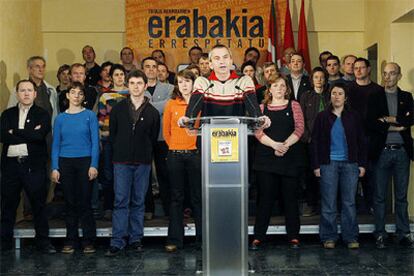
[51,109,99,170]
[330,117,348,161]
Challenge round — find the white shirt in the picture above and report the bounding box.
[291,74,303,100]
[7,104,32,157]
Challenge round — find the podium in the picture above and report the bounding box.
[186,116,262,276]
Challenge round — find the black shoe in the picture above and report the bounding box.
[376,236,386,249]
[399,235,414,248]
[37,244,57,254]
[129,241,143,252]
[105,246,122,257]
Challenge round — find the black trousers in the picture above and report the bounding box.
[166,151,202,247]
[154,141,171,215]
[1,158,49,247]
[60,157,96,246]
[254,171,300,241]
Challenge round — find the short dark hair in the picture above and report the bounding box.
[57,64,70,80]
[241,60,256,73]
[326,55,340,65]
[141,57,157,69]
[319,51,332,64]
[186,64,201,75]
[157,62,169,71]
[68,81,85,94]
[189,46,202,56]
[16,79,37,92]
[290,52,304,63]
[354,57,370,68]
[152,49,165,58]
[100,61,113,74]
[199,53,209,61]
[310,66,328,88]
[126,70,148,84]
[120,47,134,58]
[244,47,261,60]
[82,45,95,54]
[109,64,126,78]
[328,82,350,111]
[172,69,196,100]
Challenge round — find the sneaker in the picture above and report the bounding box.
[105,246,122,257]
[249,239,261,251]
[61,245,75,254]
[130,241,143,252]
[165,244,177,253]
[399,235,414,248]
[376,236,386,249]
[83,245,96,254]
[323,240,336,249]
[347,241,360,249]
[289,239,300,249]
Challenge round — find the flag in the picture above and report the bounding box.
[267,0,277,64]
[283,0,295,53]
[297,0,311,73]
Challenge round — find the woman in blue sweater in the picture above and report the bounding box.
[311,83,367,249]
[51,82,99,254]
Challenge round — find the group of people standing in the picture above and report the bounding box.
[0,43,412,256]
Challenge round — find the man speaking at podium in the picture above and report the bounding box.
[180,44,270,126]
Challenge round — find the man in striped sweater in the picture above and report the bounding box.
[181,44,270,126]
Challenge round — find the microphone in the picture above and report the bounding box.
[189,82,214,118]
[235,85,261,118]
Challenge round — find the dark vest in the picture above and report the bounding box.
[254,101,304,176]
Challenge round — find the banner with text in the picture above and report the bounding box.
[126,0,288,71]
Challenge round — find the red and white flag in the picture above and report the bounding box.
[297,0,311,73]
[267,0,277,64]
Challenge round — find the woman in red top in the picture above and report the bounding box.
[163,70,201,252]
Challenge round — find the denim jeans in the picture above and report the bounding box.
[374,148,411,240]
[166,151,202,247]
[110,163,151,249]
[320,161,359,243]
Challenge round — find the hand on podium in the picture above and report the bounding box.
[178,116,190,127]
[258,115,271,129]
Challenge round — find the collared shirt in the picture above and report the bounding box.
[291,74,303,99]
[7,103,32,157]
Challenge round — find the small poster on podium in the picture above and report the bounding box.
[210,128,239,162]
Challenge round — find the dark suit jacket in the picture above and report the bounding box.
[366,88,413,161]
[287,74,311,102]
[0,104,51,170]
